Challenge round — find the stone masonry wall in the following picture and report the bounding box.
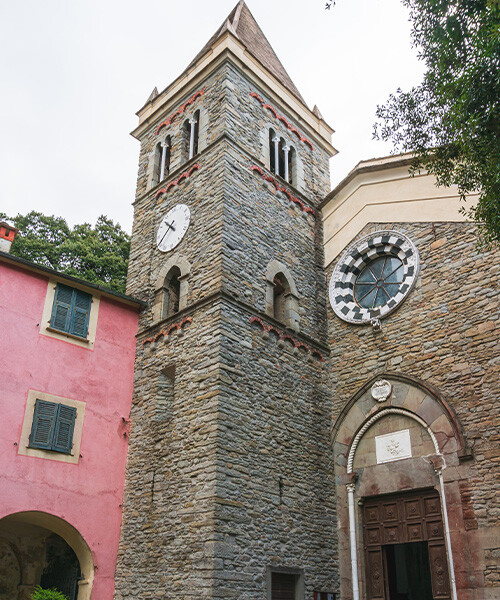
[114,303,221,600]
[211,298,337,599]
[325,220,500,597]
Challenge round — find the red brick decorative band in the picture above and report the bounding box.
[155,164,201,198]
[155,88,207,135]
[250,166,316,218]
[249,316,324,362]
[250,92,315,150]
[142,317,192,347]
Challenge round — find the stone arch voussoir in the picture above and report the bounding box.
[333,372,470,469]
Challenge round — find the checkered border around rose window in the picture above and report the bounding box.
[329,230,420,325]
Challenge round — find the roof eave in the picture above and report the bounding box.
[0,251,146,310]
[320,152,416,210]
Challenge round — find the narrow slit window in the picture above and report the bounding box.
[192,111,199,157]
[156,365,175,421]
[273,273,289,323]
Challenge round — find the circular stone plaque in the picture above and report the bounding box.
[371,379,392,402]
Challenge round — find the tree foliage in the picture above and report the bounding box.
[327,0,500,245]
[1,212,130,293]
[30,586,68,600]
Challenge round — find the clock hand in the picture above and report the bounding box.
[158,220,176,246]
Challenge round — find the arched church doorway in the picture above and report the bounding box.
[332,374,476,600]
[0,511,93,600]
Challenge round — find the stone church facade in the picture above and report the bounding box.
[115,2,499,599]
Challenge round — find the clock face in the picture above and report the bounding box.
[156,204,190,252]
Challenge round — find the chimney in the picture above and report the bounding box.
[0,221,18,253]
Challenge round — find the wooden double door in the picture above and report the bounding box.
[362,489,451,600]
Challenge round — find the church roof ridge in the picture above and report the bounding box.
[183,1,306,105]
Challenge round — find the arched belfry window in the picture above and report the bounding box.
[183,110,200,162]
[153,256,192,322]
[278,138,286,180]
[265,260,300,331]
[151,136,172,188]
[152,142,163,186]
[161,135,171,180]
[269,128,277,174]
[268,131,295,185]
[287,145,296,185]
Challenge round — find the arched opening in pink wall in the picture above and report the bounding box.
[0,511,94,600]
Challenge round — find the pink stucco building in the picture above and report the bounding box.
[0,224,143,600]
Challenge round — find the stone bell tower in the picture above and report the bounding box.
[115,2,339,598]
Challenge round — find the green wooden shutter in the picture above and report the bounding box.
[29,400,58,450]
[70,289,92,338]
[52,404,77,454]
[50,284,74,332]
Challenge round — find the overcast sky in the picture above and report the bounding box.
[0,0,425,233]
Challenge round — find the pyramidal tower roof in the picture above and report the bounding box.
[184,0,305,104]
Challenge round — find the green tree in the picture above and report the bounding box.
[30,586,68,600]
[1,211,131,293]
[327,0,500,245]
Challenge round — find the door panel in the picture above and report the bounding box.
[366,548,385,600]
[363,489,451,600]
[428,543,451,599]
[406,522,424,542]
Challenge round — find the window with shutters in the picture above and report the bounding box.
[29,399,77,454]
[19,390,86,464]
[41,279,100,349]
[50,284,92,338]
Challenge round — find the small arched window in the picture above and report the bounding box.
[153,256,191,322]
[152,136,172,187]
[162,266,181,318]
[265,260,300,331]
[183,110,200,162]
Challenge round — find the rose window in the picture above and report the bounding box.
[329,230,420,324]
[353,256,404,309]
